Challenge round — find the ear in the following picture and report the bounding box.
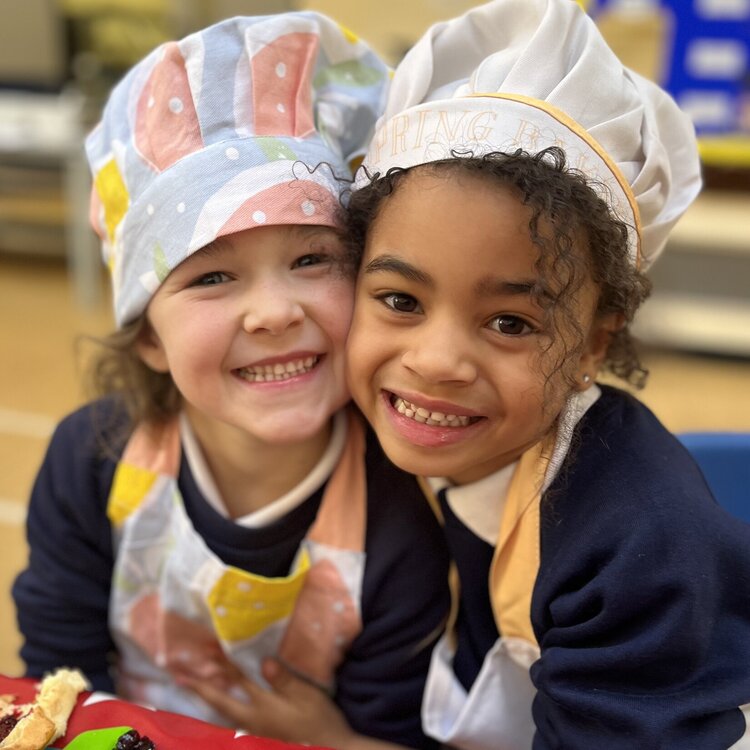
[575,312,622,391]
[135,319,170,373]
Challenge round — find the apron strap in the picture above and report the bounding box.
[306,407,367,552]
[489,441,548,646]
[108,417,181,527]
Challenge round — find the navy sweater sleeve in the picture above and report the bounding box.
[333,429,450,750]
[12,401,119,691]
[531,387,750,749]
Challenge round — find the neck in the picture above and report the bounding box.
[183,406,334,520]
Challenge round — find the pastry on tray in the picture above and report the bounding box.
[0,669,88,750]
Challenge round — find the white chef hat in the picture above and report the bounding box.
[357,0,702,270]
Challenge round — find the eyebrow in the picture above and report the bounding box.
[194,237,231,259]
[364,253,536,297]
[291,224,343,241]
[363,255,433,286]
[474,277,536,297]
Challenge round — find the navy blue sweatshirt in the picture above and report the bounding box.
[442,386,750,748]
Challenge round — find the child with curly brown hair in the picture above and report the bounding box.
[341,0,750,747]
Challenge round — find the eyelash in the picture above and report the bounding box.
[184,247,337,288]
[377,292,535,337]
[189,271,230,287]
[487,315,535,337]
[377,292,421,314]
[293,252,330,269]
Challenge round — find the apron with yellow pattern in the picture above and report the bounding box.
[106,409,367,724]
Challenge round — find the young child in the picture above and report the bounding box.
[12,14,450,749]
[345,0,750,747]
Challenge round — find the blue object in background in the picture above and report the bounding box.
[589,0,750,136]
[678,432,750,522]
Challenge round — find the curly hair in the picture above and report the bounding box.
[346,147,651,388]
[79,317,181,452]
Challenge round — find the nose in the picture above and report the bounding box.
[400,319,478,385]
[242,279,305,335]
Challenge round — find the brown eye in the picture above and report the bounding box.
[490,315,532,336]
[380,293,421,313]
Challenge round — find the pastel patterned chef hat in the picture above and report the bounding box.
[86,13,391,326]
[358,0,701,270]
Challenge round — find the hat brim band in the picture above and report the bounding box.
[359,94,641,267]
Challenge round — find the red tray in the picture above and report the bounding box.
[0,675,328,750]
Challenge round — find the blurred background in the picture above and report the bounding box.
[1,0,748,677]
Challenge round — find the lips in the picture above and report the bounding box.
[382,390,485,448]
[235,355,319,383]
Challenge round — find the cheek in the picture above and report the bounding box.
[166,308,232,368]
[345,309,372,383]
[316,277,355,348]
[522,363,571,425]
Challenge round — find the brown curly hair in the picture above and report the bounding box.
[79,316,181,453]
[345,147,651,388]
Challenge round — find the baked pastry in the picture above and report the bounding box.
[0,668,88,750]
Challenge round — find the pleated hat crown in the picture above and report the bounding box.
[86,12,391,326]
[358,0,701,270]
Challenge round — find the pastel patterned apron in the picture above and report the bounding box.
[106,409,367,724]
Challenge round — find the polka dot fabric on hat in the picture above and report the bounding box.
[85,13,391,327]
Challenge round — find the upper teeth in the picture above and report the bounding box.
[238,356,317,382]
[393,397,471,427]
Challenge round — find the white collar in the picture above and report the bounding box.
[179,410,348,527]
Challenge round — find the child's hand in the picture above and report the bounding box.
[184,659,405,749]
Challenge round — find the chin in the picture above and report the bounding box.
[265,423,328,445]
[379,442,448,479]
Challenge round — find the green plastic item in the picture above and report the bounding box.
[55,726,133,749]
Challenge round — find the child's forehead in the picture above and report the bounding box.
[375,167,530,235]
[369,174,537,265]
[365,168,596,297]
[379,165,590,252]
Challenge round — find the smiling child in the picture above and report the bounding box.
[342,0,750,747]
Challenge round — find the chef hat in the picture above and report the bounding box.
[86,13,391,326]
[358,0,701,270]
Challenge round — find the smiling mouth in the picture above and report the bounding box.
[390,395,482,427]
[236,356,319,383]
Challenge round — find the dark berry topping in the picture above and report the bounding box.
[114,728,156,750]
[0,713,19,743]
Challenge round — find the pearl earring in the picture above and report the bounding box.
[582,373,591,385]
